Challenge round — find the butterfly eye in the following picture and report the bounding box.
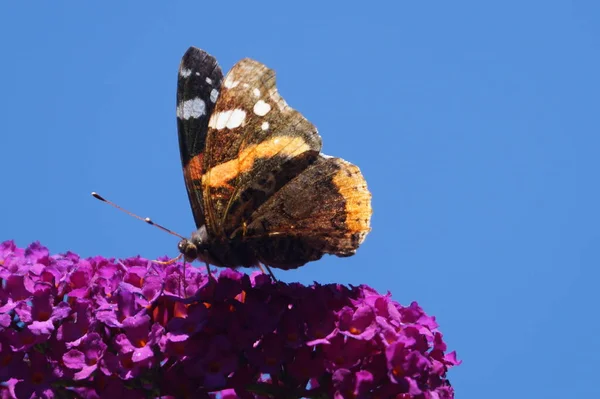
[178,239,198,261]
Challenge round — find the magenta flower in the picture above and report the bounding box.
[12,351,59,399]
[14,287,71,337]
[332,368,374,399]
[0,241,460,398]
[62,332,107,380]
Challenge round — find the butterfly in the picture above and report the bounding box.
[175,47,372,272]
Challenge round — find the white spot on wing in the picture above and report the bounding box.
[208,113,217,128]
[205,77,212,84]
[253,100,271,116]
[223,74,239,89]
[261,121,269,130]
[253,88,260,97]
[226,109,246,129]
[176,98,206,120]
[180,68,192,78]
[210,109,246,130]
[195,72,200,76]
[210,89,219,103]
[214,112,230,129]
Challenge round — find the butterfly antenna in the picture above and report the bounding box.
[91,192,186,240]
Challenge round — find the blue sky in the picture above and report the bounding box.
[1,1,599,397]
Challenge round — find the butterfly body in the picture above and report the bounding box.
[176,47,371,270]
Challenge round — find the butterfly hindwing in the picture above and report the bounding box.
[242,155,372,269]
[176,47,224,228]
[202,58,322,237]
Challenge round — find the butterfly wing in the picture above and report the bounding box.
[202,58,322,237]
[176,47,224,228]
[243,155,372,269]
[178,48,372,270]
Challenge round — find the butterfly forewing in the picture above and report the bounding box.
[202,58,322,237]
[176,47,224,228]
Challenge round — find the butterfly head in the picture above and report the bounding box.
[178,225,210,262]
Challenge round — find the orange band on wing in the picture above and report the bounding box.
[203,136,310,188]
[332,162,372,240]
[184,153,204,188]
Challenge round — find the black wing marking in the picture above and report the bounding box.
[176,47,224,228]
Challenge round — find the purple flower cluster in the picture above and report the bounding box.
[0,241,459,398]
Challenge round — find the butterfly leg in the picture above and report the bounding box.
[181,260,188,298]
[205,262,214,280]
[264,264,278,282]
[151,254,186,297]
[152,253,183,265]
[255,263,277,281]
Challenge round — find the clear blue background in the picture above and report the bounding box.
[1,1,599,397]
